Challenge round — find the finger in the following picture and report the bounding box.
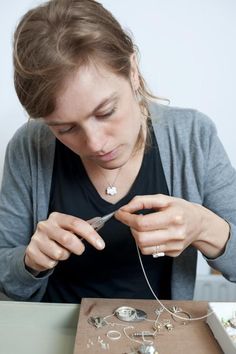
[38,218,105,252]
[131,228,173,246]
[50,227,89,255]
[141,243,166,256]
[68,219,105,250]
[25,249,59,272]
[130,228,186,247]
[117,194,172,213]
[34,223,85,255]
[141,241,185,255]
[37,238,71,261]
[54,212,105,249]
[116,208,178,232]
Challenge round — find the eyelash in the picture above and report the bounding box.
[57,107,117,135]
[58,126,76,135]
[97,106,117,119]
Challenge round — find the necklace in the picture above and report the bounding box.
[101,167,122,196]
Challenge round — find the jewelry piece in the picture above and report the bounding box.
[152,245,165,258]
[131,331,156,338]
[106,330,121,340]
[100,167,122,196]
[137,344,159,354]
[88,316,107,328]
[229,317,236,329]
[106,186,117,196]
[169,306,192,325]
[162,319,174,331]
[97,336,110,349]
[115,306,136,321]
[153,322,162,332]
[115,306,147,322]
[154,307,165,316]
[169,306,182,313]
[221,318,230,328]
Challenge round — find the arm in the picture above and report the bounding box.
[196,116,236,280]
[115,194,230,258]
[0,126,48,301]
[0,125,106,301]
[115,113,236,282]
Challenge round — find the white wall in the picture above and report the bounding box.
[0,0,43,181]
[1,0,236,174]
[1,1,236,275]
[101,0,236,166]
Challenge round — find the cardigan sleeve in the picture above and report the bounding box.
[150,104,236,299]
[199,114,236,281]
[0,124,50,301]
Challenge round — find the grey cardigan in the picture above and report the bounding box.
[0,103,236,302]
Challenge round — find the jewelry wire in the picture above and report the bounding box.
[135,242,214,321]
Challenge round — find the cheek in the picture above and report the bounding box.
[126,107,142,136]
[118,102,140,131]
[56,134,84,154]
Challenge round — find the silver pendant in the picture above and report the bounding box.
[115,306,147,322]
[106,186,117,196]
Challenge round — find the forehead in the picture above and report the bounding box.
[56,64,126,107]
[53,63,127,117]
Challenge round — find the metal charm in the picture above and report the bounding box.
[87,316,107,328]
[106,186,117,196]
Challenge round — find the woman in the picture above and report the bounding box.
[0,0,236,303]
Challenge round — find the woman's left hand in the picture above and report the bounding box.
[115,194,230,258]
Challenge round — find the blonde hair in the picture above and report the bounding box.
[14,0,156,121]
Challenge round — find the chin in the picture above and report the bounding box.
[99,156,129,170]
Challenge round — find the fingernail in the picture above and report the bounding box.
[96,239,105,250]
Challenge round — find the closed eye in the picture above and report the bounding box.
[96,106,117,119]
[57,125,77,135]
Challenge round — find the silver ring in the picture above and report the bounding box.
[169,306,192,324]
[106,330,121,340]
[152,245,165,258]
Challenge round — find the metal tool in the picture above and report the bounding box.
[132,331,156,338]
[87,211,115,231]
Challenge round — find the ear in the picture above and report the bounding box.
[130,53,140,91]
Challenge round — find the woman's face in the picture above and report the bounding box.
[44,60,142,170]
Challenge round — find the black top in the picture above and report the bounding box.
[43,127,172,303]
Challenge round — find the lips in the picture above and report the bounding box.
[94,147,119,162]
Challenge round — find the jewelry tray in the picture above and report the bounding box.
[207,302,236,354]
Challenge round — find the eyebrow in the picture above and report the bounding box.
[46,93,118,126]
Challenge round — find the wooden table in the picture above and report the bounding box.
[73,298,223,354]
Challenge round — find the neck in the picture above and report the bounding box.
[81,122,147,201]
[81,144,145,203]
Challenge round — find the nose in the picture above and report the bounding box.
[83,123,106,153]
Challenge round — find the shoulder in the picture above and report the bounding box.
[8,119,55,153]
[149,102,215,132]
[149,102,217,148]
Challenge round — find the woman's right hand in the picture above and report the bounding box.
[24,212,105,273]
